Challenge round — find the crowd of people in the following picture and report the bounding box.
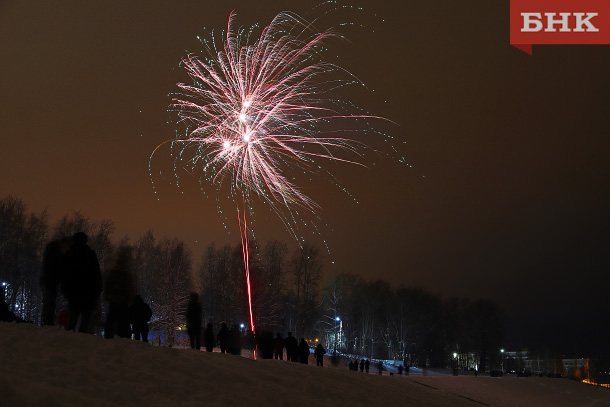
[1,232,398,375]
[2,232,154,341]
[60,233,150,339]
[347,359,407,375]
[184,296,321,364]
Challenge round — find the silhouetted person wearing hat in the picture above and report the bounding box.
[61,232,102,333]
[129,295,152,342]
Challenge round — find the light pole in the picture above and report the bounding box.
[500,348,505,374]
[334,316,340,355]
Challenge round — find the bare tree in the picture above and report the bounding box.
[288,243,323,337]
[132,230,159,309]
[156,238,192,347]
[318,272,362,353]
[199,243,248,327]
[252,240,288,331]
[0,196,48,322]
[197,242,218,324]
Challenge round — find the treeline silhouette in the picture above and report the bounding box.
[0,195,503,369]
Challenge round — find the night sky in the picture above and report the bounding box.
[1,1,609,354]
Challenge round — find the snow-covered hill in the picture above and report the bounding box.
[1,322,609,407]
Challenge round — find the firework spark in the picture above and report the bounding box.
[155,9,390,336]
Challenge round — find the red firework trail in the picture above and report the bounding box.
[238,203,255,336]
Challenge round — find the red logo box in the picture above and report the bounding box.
[510,0,610,54]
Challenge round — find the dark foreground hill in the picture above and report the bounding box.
[1,322,609,407]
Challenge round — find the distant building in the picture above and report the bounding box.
[450,349,590,377]
[501,349,589,376]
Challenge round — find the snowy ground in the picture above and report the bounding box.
[2,322,610,407]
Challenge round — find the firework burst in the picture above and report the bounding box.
[153,9,391,337]
[165,10,387,225]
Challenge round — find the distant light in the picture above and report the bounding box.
[240,323,245,329]
[501,349,505,353]
[336,316,341,321]
[239,113,247,122]
[453,352,457,358]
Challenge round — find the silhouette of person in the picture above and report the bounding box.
[353,359,359,371]
[349,360,354,371]
[229,324,242,355]
[360,359,364,372]
[129,295,152,342]
[285,331,298,362]
[365,359,370,373]
[186,293,202,350]
[258,330,274,359]
[40,237,70,326]
[299,338,310,364]
[61,232,102,333]
[217,323,230,353]
[204,322,215,352]
[378,361,383,375]
[398,365,403,375]
[315,343,325,366]
[273,333,285,360]
[103,246,135,339]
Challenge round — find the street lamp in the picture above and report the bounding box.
[500,349,505,374]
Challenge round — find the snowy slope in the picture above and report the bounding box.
[1,322,609,407]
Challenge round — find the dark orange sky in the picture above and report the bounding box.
[1,1,609,352]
